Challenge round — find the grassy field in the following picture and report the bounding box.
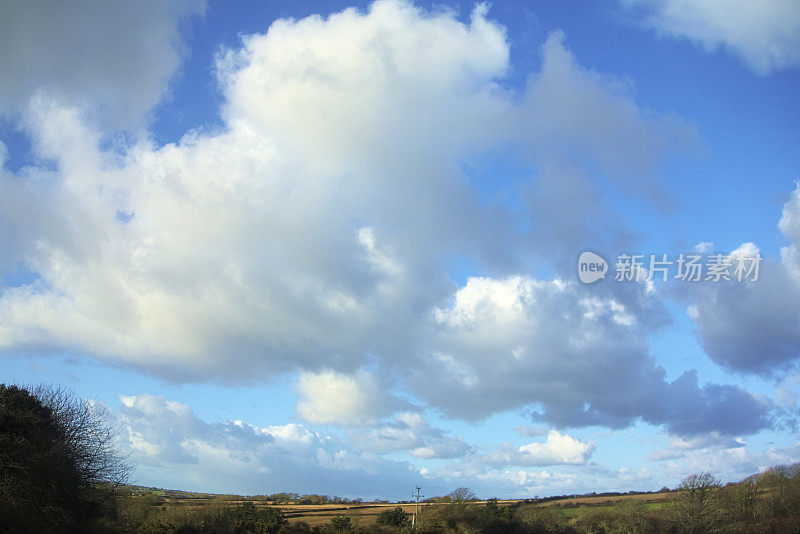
[276,493,672,525]
[126,495,523,526]
[282,503,417,526]
[124,486,672,527]
[277,501,530,526]
[529,492,671,509]
[536,500,665,519]
[513,492,670,520]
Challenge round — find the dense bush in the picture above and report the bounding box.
[711,467,800,533]
[416,498,544,534]
[570,500,665,534]
[0,384,129,533]
[376,506,410,528]
[117,497,286,533]
[328,515,354,532]
[517,505,568,533]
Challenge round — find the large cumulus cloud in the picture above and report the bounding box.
[0,2,516,380]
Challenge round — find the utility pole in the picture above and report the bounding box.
[412,486,421,529]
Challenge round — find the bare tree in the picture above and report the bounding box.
[671,472,721,533]
[448,487,476,502]
[34,385,130,494]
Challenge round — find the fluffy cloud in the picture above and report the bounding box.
[0,1,516,381]
[414,275,771,434]
[458,468,583,495]
[0,0,205,128]
[621,0,800,75]
[649,432,745,461]
[295,369,405,426]
[424,459,659,496]
[518,431,596,465]
[482,431,596,466]
[351,412,472,459]
[686,186,800,375]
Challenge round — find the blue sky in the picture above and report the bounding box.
[1,0,800,499]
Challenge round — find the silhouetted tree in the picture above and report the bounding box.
[0,384,129,532]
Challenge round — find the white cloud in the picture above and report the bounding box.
[693,241,714,254]
[480,431,596,467]
[621,0,800,75]
[0,0,205,129]
[0,1,515,381]
[351,412,472,459]
[424,462,657,496]
[780,184,800,284]
[473,469,581,495]
[419,430,597,495]
[472,463,642,496]
[295,369,404,426]
[649,431,745,461]
[518,431,597,465]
